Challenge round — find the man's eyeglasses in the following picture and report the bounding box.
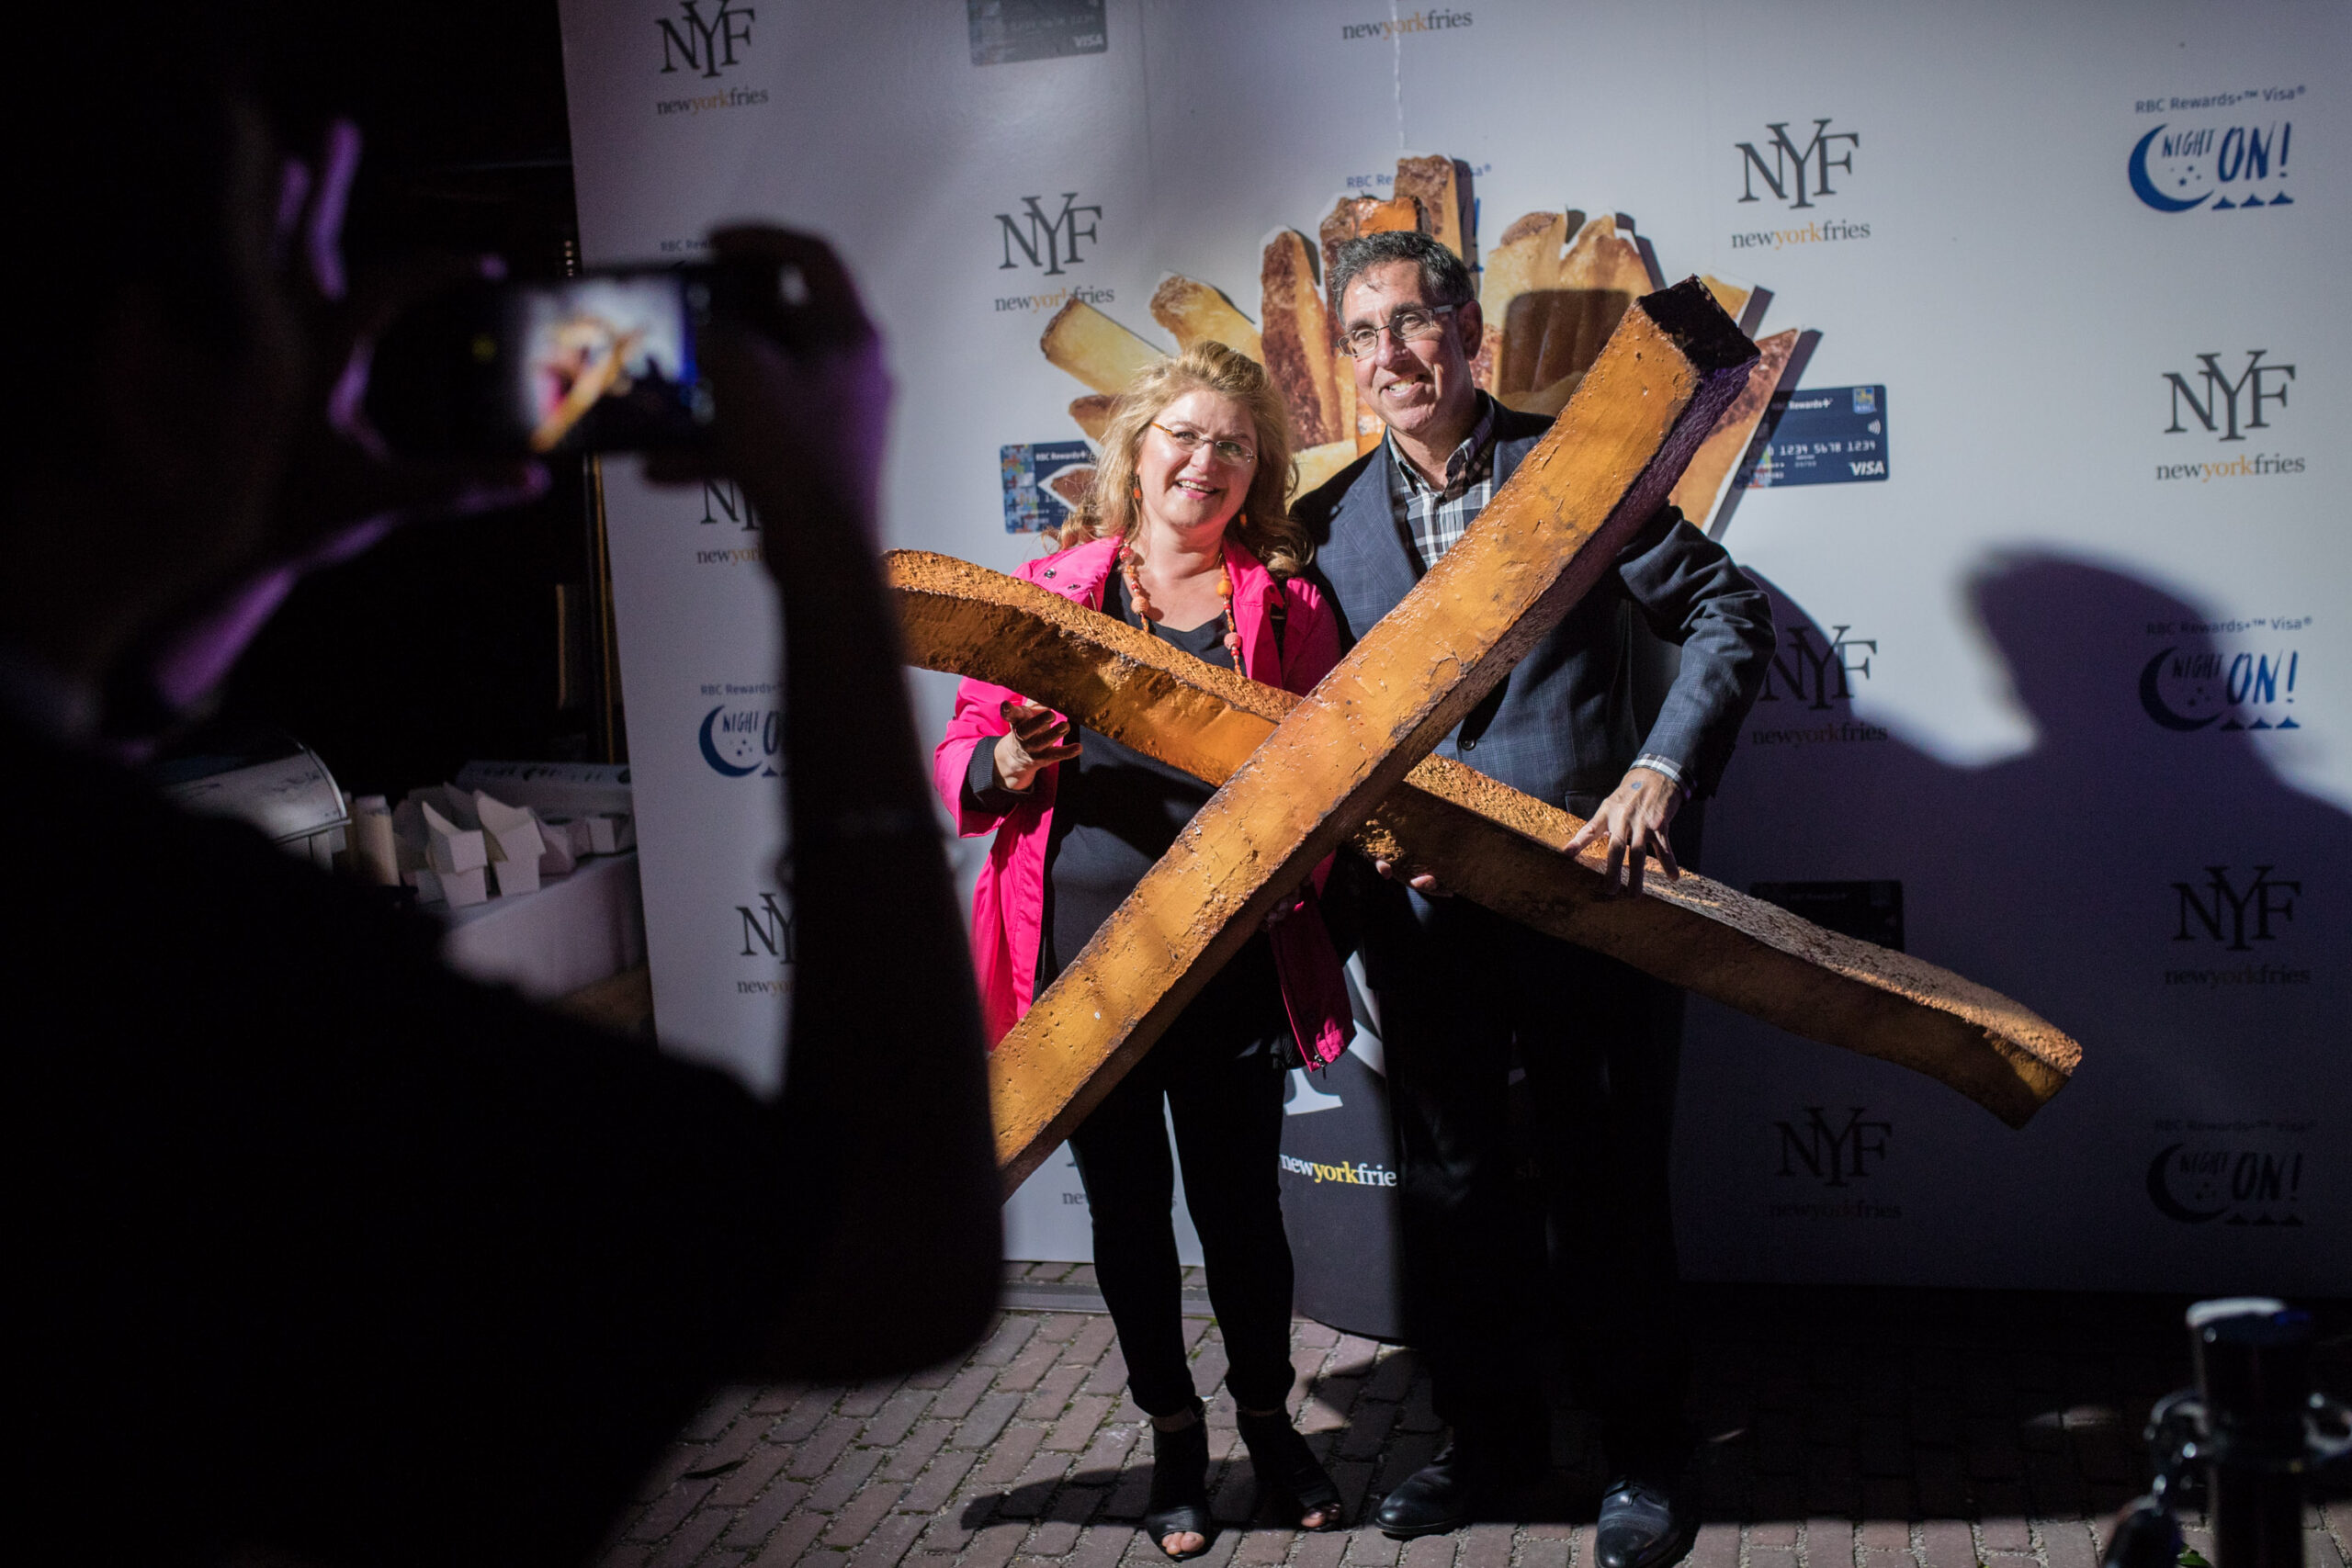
[1340,304,1460,359]
[1149,421,1256,468]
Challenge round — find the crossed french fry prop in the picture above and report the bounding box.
[915,280,2080,1190]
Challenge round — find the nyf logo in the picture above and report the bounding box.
[1774,1106,1891,1187]
[2163,352,2293,442]
[657,0,754,79]
[1735,118,1860,209]
[700,479,761,530]
[1756,624,1875,709]
[737,891,794,960]
[2173,865,2299,951]
[996,193,1102,276]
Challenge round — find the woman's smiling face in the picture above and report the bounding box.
[1134,388,1258,539]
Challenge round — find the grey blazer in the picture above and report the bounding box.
[1295,405,1775,814]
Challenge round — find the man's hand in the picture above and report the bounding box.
[1372,858,1445,897]
[1563,765,1683,898]
[991,700,1080,793]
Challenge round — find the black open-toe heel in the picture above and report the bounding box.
[1236,1408,1343,1529]
[1142,1409,1213,1560]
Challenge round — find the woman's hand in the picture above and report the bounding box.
[992,701,1080,793]
[1261,882,1308,931]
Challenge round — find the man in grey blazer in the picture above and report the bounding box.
[1295,231,1774,1560]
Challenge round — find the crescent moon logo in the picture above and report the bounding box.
[698,704,761,777]
[2140,647,2218,731]
[2131,124,2211,213]
[2145,1143,2227,1223]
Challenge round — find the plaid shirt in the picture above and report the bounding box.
[1385,392,1499,571]
[1384,391,1690,797]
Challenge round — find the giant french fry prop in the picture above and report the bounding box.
[893,560,2079,1165]
[983,278,1864,1190]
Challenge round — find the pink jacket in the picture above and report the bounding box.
[933,536,1351,1066]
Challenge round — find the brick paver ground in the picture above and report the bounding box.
[598,1271,2351,1568]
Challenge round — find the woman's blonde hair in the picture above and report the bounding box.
[1057,341,1315,578]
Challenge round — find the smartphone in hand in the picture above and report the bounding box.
[368,258,810,457]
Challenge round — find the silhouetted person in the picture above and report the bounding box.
[7,11,998,1566]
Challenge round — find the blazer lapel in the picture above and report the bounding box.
[1331,444,1421,637]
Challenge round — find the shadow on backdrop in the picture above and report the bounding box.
[1718,555,2343,1093]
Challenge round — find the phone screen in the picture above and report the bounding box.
[370,265,725,457]
[505,273,709,454]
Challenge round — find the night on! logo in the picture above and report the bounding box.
[2137,621,2305,733]
[2129,87,2301,212]
[997,193,1102,276]
[2145,1125,2308,1225]
[657,0,753,77]
[1728,120,1868,250]
[696,684,780,778]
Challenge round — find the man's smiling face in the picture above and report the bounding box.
[1340,258,1483,453]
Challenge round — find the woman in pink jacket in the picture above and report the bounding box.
[935,344,1351,1557]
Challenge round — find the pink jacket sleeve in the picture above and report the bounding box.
[933,675,1029,838]
[933,556,1079,836]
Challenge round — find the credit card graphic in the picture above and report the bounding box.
[1001,440,1095,533]
[1745,384,1888,489]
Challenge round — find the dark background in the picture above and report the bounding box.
[220,0,602,795]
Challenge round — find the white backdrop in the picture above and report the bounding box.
[558,0,2347,1292]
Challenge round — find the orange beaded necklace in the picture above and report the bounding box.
[1119,532,1243,662]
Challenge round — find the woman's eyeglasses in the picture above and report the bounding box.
[1149,422,1256,468]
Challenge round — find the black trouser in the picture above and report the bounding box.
[1369,888,1690,1480]
[1067,1032,1297,1419]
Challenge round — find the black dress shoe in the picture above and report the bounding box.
[1374,1440,1537,1539]
[1594,1478,1695,1568]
